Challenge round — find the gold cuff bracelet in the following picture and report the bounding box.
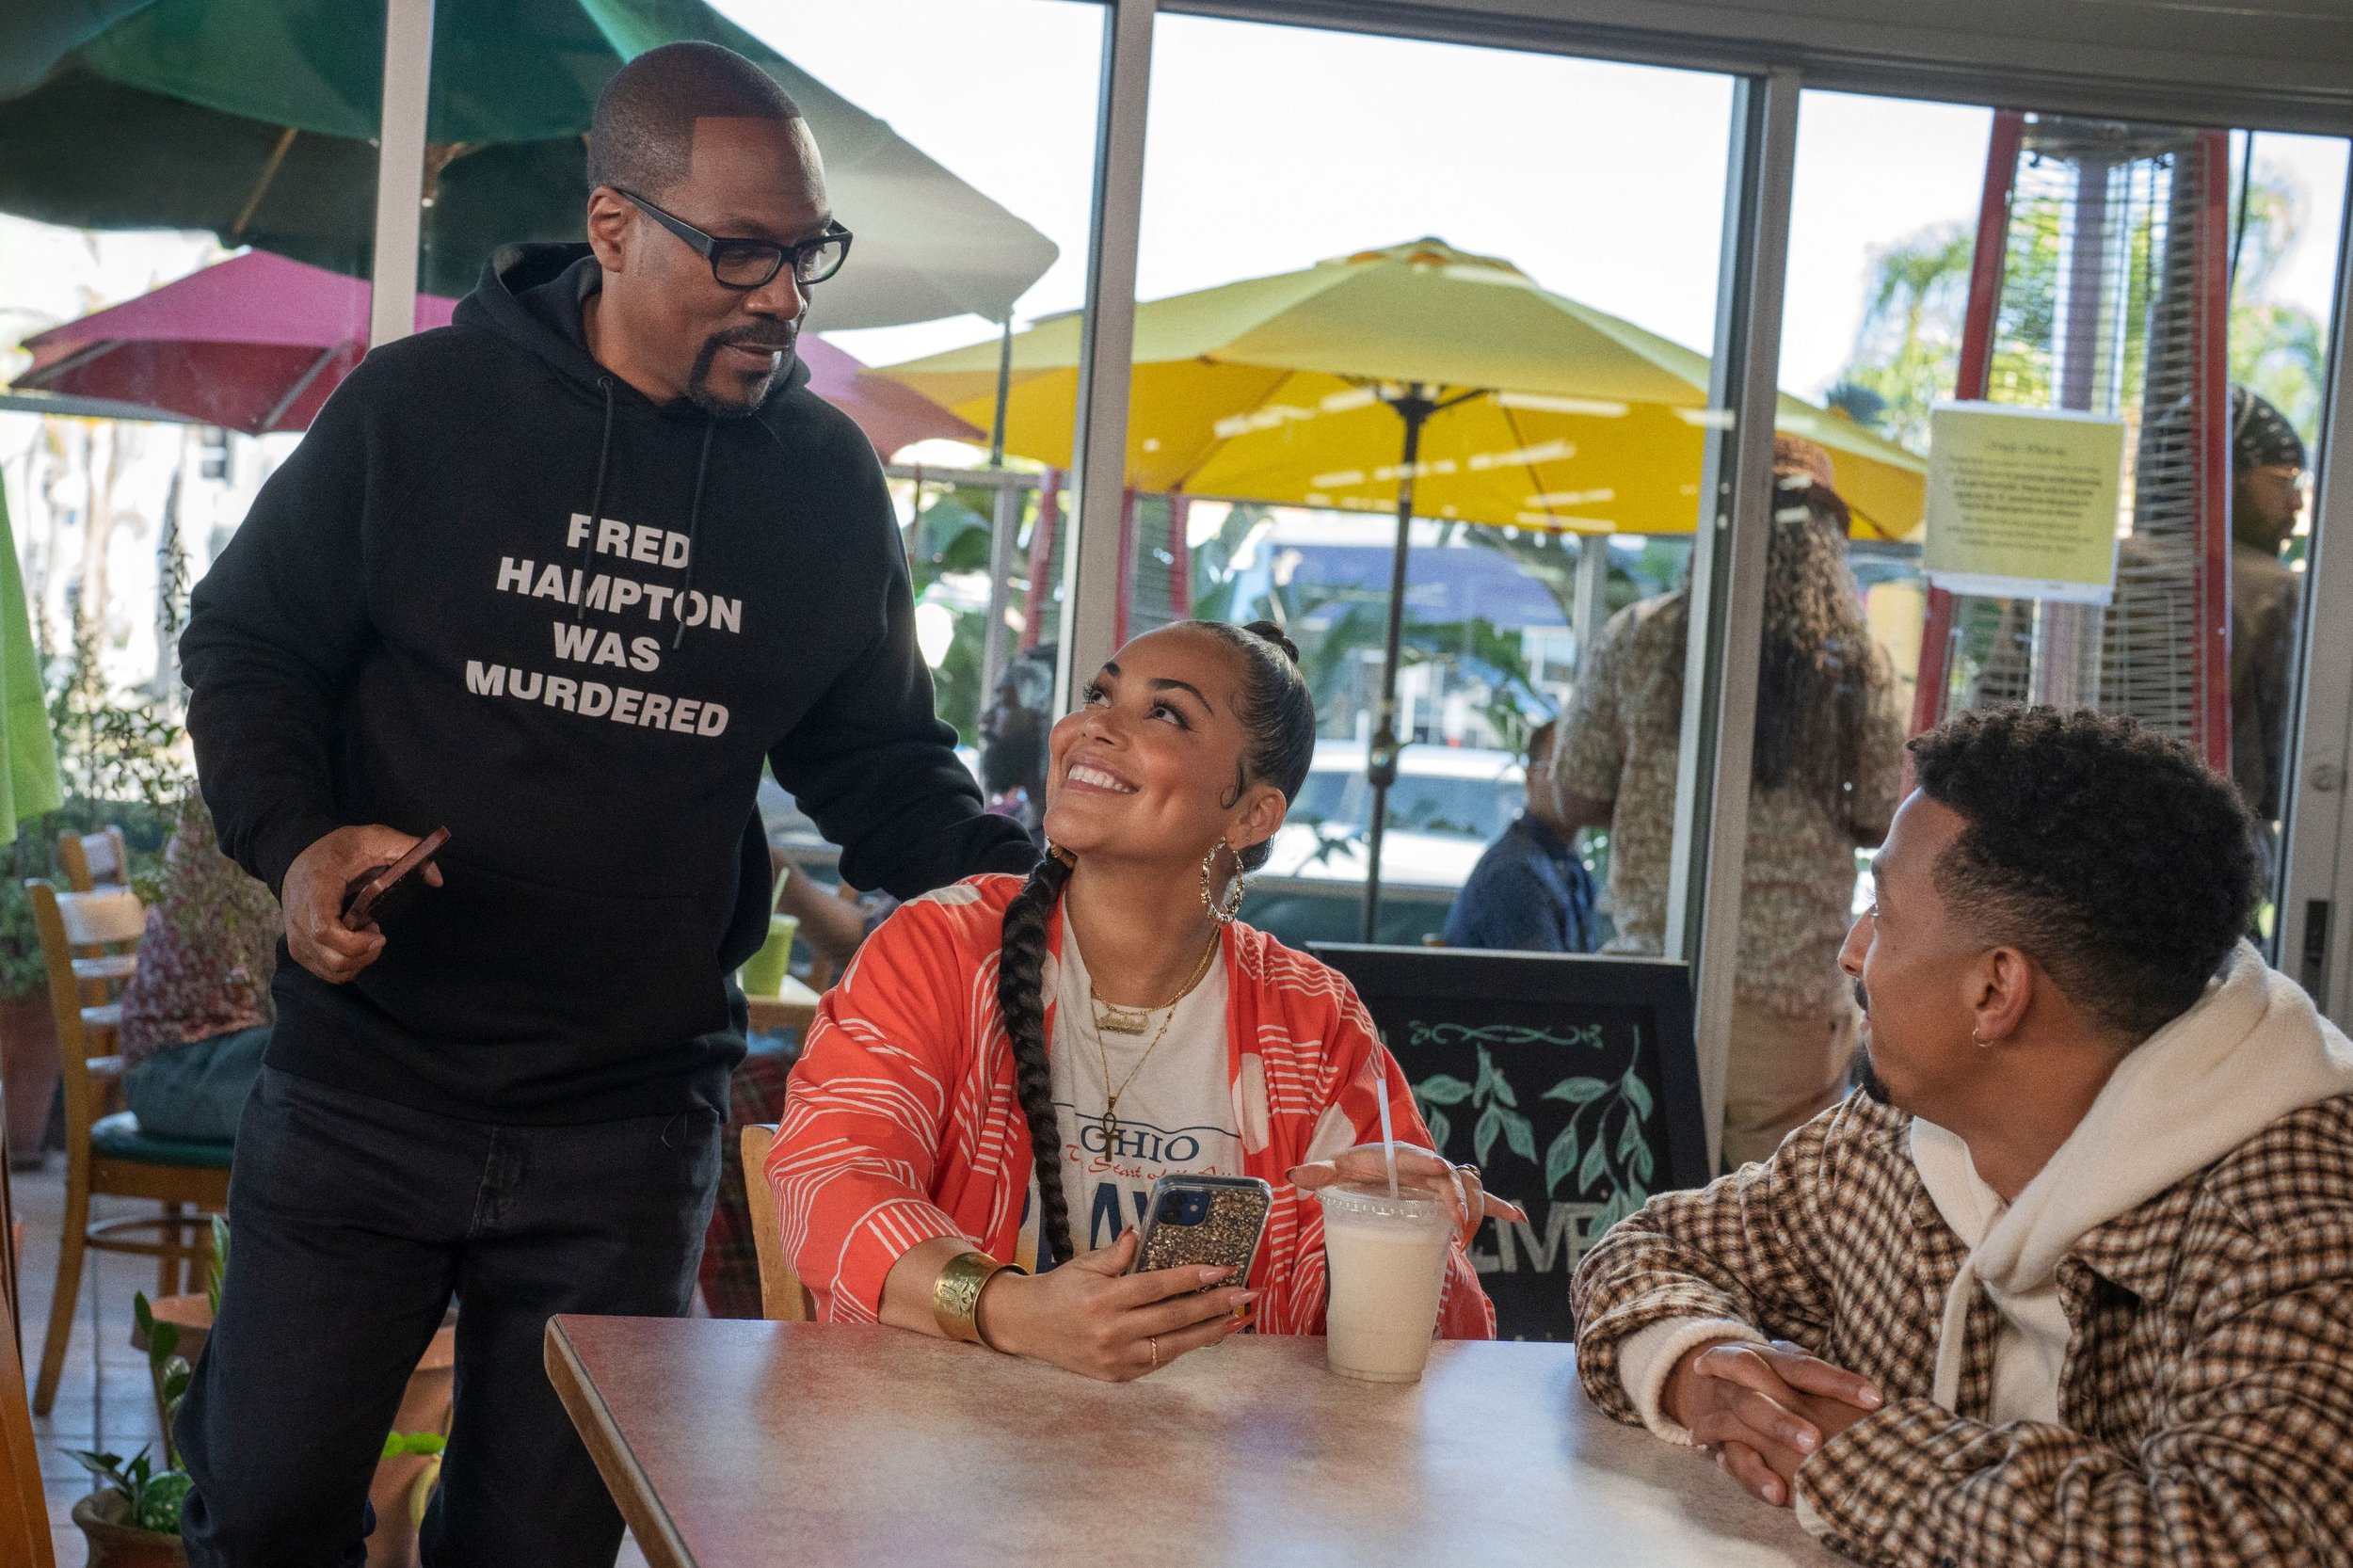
[933,1250,1020,1348]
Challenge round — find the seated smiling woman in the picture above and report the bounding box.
[770,619,1510,1378]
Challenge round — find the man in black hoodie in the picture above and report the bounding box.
[173,42,1033,1567]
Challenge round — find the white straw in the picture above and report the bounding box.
[1376,1086,1400,1197]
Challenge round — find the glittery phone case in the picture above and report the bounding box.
[1132,1175,1273,1285]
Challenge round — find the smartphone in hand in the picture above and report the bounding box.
[340,827,450,932]
[1129,1174,1273,1288]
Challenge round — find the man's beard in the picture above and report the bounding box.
[687,327,795,417]
[1850,977,1893,1103]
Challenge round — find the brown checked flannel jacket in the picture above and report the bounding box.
[1570,1090,2353,1567]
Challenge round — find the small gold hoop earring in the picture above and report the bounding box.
[1970,1026,1989,1048]
[1200,844,1245,925]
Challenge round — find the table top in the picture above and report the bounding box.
[545,1317,1837,1568]
[743,977,821,1032]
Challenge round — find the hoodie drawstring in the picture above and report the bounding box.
[574,376,617,623]
[673,415,715,649]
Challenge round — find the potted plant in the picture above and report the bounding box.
[133,1220,457,1568]
[65,1290,197,1565]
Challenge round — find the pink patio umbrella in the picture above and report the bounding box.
[13,249,978,455]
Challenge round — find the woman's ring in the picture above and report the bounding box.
[1148,1336,1160,1369]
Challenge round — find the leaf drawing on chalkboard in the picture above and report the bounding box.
[1474,1104,1501,1168]
[1535,1049,1664,1203]
[1544,1126,1579,1195]
[1415,1073,1474,1107]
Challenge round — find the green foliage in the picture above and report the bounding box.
[63,1448,192,1534]
[208,1214,229,1319]
[1836,221,1976,454]
[133,1291,193,1471]
[0,594,193,1000]
[1832,164,2329,459]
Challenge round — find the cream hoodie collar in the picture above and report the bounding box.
[1917,941,2353,1413]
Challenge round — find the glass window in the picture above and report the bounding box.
[1754,90,2350,1169]
[1108,15,1740,951]
[408,0,1106,871]
[727,0,1108,853]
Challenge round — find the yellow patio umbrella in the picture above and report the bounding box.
[880,237,1928,542]
[884,237,1927,934]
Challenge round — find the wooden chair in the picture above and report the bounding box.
[0,1290,56,1568]
[54,884,143,1061]
[25,880,230,1416]
[55,826,127,893]
[738,1125,812,1321]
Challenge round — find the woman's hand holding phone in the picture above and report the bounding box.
[281,824,446,985]
[976,1229,1255,1382]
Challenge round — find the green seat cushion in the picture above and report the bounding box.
[91,1112,233,1169]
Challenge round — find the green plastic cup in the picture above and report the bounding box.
[738,914,798,998]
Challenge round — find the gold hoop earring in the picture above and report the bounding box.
[1970,1026,1989,1048]
[1200,844,1244,925]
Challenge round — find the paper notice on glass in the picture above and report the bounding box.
[1922,402,2126,604]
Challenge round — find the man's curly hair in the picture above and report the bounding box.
[1907,707,2262,1042]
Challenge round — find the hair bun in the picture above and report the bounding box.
[1241,619,1300,665]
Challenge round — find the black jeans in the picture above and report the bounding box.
[176,1066,721,1568]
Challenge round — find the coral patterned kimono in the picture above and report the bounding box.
[769,874,1496,1338]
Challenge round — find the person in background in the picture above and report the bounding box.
[1441,719,1597,952]
[173,41,1033,1567]
[2226,386,2308,839]
[1553,436,1904,1168]
[772,620,1510,1375]
[979,641,1058,845]
[117,794,284,1144]
[1570,708,2353,1567]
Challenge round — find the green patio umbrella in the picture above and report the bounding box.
[0,0,1058,324]
[0,484,62,844]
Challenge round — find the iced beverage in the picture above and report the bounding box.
[1318,1182,1454,1383]
[737,914,799,997]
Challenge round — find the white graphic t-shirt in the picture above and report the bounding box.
[1015,931,1242,1268]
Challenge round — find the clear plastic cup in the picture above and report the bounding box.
[1318,1181,1454,1383]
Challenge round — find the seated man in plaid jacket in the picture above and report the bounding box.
[1573,707,2353,1567]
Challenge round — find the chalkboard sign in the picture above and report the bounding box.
[1307,945,1706,1342]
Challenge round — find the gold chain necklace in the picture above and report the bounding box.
[1089,933,1220,1156]
[1091,931,1220,1035]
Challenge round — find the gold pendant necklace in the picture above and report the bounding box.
[1091,930,1220,1036]
[1090,932,1221,1151]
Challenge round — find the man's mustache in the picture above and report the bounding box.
[710,326,796,355]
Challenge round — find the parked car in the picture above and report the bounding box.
[1260,741,1523,888]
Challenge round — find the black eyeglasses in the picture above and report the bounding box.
[616,189,852,290]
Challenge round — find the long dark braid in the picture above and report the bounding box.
[997,850,1076,1265]
[995,618,1313,1266]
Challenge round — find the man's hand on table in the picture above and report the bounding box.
[976,1229,1255,1383]
[1662,1338,1882,1508]
[282,824,445,984]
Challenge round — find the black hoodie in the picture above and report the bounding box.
[181,244,1034,1124]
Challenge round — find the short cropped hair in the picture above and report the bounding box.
[586,41,803,198]
[1908,707,2262,1042]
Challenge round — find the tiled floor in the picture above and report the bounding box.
[11,1158,651,1567]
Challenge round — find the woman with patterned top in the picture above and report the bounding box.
[120,793,285,1142]
[771,619,1511,1379]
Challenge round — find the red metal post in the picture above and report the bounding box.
[1019,469,1060,651]
[1910,109,2028,744]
